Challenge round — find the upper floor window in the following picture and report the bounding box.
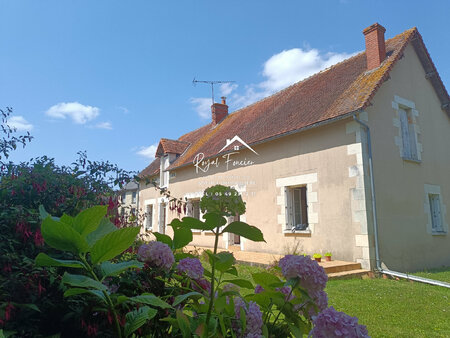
[121,193,126,203]
[132,191,137,204]
[399,108,418,160]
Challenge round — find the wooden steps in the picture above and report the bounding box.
[185,245,370,279]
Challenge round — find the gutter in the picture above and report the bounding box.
[352,113,450,289]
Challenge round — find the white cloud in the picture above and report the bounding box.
[190,46,355,114]
[94,121,113,130]
[117,106,130,114]
[220,83,238,96]
[137,144,158,160]
[45,102,100,124]
[8,116,34,131]
[189,97,212,120]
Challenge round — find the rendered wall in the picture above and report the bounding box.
[365,43,450,271]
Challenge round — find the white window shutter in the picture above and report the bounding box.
[399,109,411,158]
[284,187,292,229]
[430,195,442,231]
[408,123,418,159]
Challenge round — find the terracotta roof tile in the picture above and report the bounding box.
[139,157,160,177]
[156,138,190,157]
[141,27,448,173]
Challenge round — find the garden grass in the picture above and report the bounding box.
[230,263,450,337]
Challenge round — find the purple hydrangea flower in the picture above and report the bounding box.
[276,285,295,302]
[279,255,328,293]
[137,241,174,270]
[223,283,240,294]
[254,284,265,294]
[233,298,263,338]
[192,278,211,294]
[177,257,204,279]
[309,306,370,338]
[302,290,329,317]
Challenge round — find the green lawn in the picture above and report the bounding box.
[230,264,450,338]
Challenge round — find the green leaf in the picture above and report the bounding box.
[41,217,89,254]
[63,288,107,303]
[203,213,227,229]
[90,226,140,264]
[61,272,107,291]
[100,260,143,278]
[128,294,172,309]
[153,232,173,247]
[223,279,254,289]
[173,291,203,306]
[38,205,50,220]
[252,272,283,289]
[181,217,215,231]
[176,310,191,338]
[86,218,117,247]
[60,213,74,226]
[215,252,235,272]
[222,221,265,242]
[173,227,193,249]
[225,266,238,276]
[72,205,107,237]
[35,253,85,269]
[124,306,157,337]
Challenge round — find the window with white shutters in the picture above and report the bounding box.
[145,205,153,231]
[399,108,418,160]
[429,194,443,232]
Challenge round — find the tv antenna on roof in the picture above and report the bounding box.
[192,78,235,105]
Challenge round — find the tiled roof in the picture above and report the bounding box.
[156,138,190,157]
[140,27,448,176]
[139,156,160,177]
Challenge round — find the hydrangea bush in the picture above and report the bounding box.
[32,185,369,337]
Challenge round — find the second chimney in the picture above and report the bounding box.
[363,23,386,70]
[211,96,228,125]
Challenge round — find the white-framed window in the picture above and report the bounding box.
[285,186,309,231]
[132,191,137,204]
[399,108,418,160]
[121,193,126,203]
[429,194,444,233]
[392,95,421,162]
[424,184,448,235]
[145,205,153,231]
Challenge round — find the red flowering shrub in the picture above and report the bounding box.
[0,154,134,336]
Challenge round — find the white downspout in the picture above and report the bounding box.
[353,113,450,289]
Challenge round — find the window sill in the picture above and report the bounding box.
[283,229,311,237]
[432,230,447,236]
[402,157,421,164]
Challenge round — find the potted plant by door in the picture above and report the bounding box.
[325,252,332,261]
[313,253,322,262]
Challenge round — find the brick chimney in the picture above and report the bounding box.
[211,96,228,125]
[363,23,386,70]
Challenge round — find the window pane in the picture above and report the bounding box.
[399,109,411,158]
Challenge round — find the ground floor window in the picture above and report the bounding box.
[429,194,443,233]
[286,186,308,231]
[145,205,153,231]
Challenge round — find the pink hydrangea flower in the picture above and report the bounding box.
[137,242,174,270]
[177,258,204,279]
[233,298,263,338]
[309,306,369,338]
[278,255,328,293]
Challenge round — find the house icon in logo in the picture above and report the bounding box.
[218,135,259,155]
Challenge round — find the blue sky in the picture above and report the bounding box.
[1,0,449,172]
